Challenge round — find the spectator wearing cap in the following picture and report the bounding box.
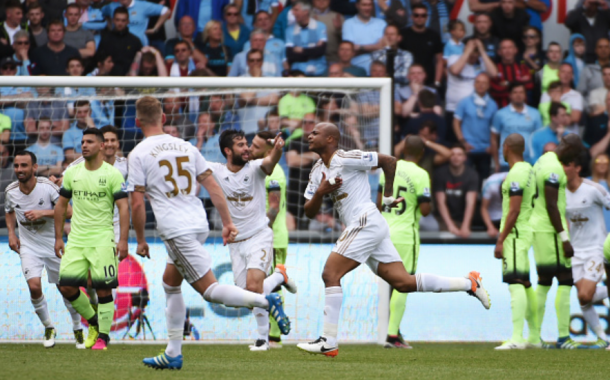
[464,13,500,61]
[400,4,443,87]
[490,39,533,108]
[25,117,64,177]
[64,3,96,60]
[285,1,327,77]
[490,0,530,52]
[30,20,80,76]
[312,0,343,64]
[102,0,171,47]
[566,0,610,64]
[27,3,47,48]
[453,73,498,181]
[371,24,412,86]
[577,38,610,99]
[336,41,366,78]
[342,0,386,75]
[98,7,142,76]
[11,31,31,76]
[222,4,251,59]
[242,10,287,69]
[229,28,282,77]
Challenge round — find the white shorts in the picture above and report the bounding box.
[333,210,401,274]
[20,251,61,284]
[228,227,274,289]
[165,232,212,284]
[572,252,605,283]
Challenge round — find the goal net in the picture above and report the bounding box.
[0,76,392,344]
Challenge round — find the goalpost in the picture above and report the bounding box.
[0,76,392,344]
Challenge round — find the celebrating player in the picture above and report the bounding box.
[128,97,290,369]
[54,128,130,351]
[377,136,432,349]
[564,151,610,348]
[530,134,583,349]
[250,131,294,348]
[208,129,296,352]
[296,123,490,357]
[5,151,83,348]
[493,134,538,350]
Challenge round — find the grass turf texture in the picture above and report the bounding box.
[1,343,607,380]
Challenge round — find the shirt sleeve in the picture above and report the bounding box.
[337,151,378,170]
[60,167,73,198]
[48,183,60,205]
[454,98,465,121]
[507,171,526,196]
[194,149,210,177]
[4,190,14,213]
[490,111,502,135]
[416,172,432,204]
[284,26,295,48]
[144,2,169,16]
[127,152,146,190]
[543,168,561,188]
[62,130,74,151]
[267,177,281,192]
[110,168,128,200]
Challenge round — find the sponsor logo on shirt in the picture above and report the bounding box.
[269,180,279,188]
[227,192,253,210]
[510,182,520,192]
[423,187,431,197]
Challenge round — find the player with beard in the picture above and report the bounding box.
[209,129,297,351]
[5,151,83,348]
[296,123,491,357]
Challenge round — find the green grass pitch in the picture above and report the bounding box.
[1,343,608,380]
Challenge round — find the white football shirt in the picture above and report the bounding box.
[566,179,610,255]
[4,178,60,257]
[209,159,269,241]
[128,134,210,240]
[305,150,379,226]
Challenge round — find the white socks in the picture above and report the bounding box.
[163,283,185,358]
[31,295,52,328]
[263,272,285,295]
[62,297,82,331]
[203,283,268,309]
[322,286,342,347]
[87,286,98,305]
[580,286,609,341]
[415,273,471,292]
[254,307,270,342]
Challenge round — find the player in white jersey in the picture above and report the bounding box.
[296,123,491,357]
[4,151,84,349]
[209,129,297,351]
[127,97,290,370]
[564,156,610,347]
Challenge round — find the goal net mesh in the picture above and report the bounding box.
[0,83,386,343]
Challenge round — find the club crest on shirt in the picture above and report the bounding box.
[99,177,107,187]
[38,198,44,206]
[244,175,250,184]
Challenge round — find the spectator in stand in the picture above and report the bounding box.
[165,16,197,64]
[434,144,479,238]
[421,0,453,44]
[27,3,47,48]
[454,73,498,181]
[97,7,142,76]
[588,153,610,231]
[25,117,63,177]
[529,102,570,162]
[173,0,229,34]
[285,1,327,77]
[205,94,239,132]
[490,39,533,108]
[128,46,167,77]
[278,83,316,131]
[395,64,443,120]
[490,0,530,51]
[237,49,280,139]
[480,171,508,237]
[30,21,80,76]
[229,28,282,77]
[0,114,10,144]
[565,0,610,64]
[62,100,96,164]
[535,42,562,95]
[537,81,572,129]
[327,62,344,77]
[400,4,443,87]
[0,1,30,46]
[371,24,413,86]
[586,91,610,148]
[162,125,181,138]
[446,39,498,143]
[491,82,543,169]
[235,0,279,29]
[271,2,293,41]
[577,38,610,99]
[88,49,114,76]
[564,34,587,88]
[464,13,500,61]
[193,21,232,76]
[64,4,96,60]
[520,26,544,74]
[538,63,582,131]
[166,41,197,77]
[222,4,251,59]
[24,86,68,145]
[341,0,386,75]
[102,0,170,47]
[75,0,106,47]
[401,89,446,143]
[163,96,196,140]
[243,10,287,67]
[443,20,465,59]
[357,61,385,149]
[474,0,548,34]
[55,57,96,109]
[336,41,366,77]
[11,31,31,76]
[338,114,364,150]
[312,0,343,64]
[587,65,610,118]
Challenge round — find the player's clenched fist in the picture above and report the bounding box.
[8,235,20,254]
[117,240,129,261]
[222,223,239,246]
[493,242,503,259]
[54,239,64,259]
[136,241,150,259]
[563,241,574,258]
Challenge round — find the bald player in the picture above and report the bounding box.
[297,123,491,357]
[377,136,432,349]
[494,134,538,350]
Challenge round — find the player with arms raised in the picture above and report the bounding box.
[128,97,290,369]
[377,136,432,349]
[5,151,82,348]
[493,134,538,350]
[54,128,130,351]
[564,150,610,348]
[297,123,490,357]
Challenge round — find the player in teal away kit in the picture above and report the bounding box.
[494,134,538,350]
[378,136,432,349]
[54,128,129,351]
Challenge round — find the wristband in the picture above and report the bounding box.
[559,230,569,242]
[382,196,395,206]
[329,177,336,185]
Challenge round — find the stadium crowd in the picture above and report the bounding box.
[1,0,610,236]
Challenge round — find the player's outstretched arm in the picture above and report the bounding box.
[116,198,129,261]
[199,171,238,245]
[53,196,69,258]
[130,190,149,258]
[495,195,522,259]
[5,211,20,254]
[261,132,285,175]
[545,185,574,258]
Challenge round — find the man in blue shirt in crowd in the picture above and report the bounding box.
[529,102,570,162]
[242,10,286,67]
[491,82,543,169]
[229,29,283,77]
[62,100,97,164]
[102,0,171,47]
[454,73,498,180]
[285,1,327,76]
[341,0,386,75]
[25,117,64,177]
